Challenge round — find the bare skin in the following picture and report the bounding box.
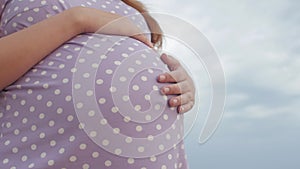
[0,7,152,90]
[0,6,195,113]
[158,54,195,114]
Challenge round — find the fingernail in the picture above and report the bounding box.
[180,106,185,113]
[173,99,178,104]
[160,75,166,81]
[149,43,154,48]
[163,87,170,93]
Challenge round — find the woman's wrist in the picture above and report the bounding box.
[68,6,120,33]
[65,6,153,47]
[65,7,89,34]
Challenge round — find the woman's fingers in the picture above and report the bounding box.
[158,53,196,114]
[165,91,195,114]
[131,34,153,48]
[157,67,186,83]
[168,92,194,107]
[160,80,190,95]
[178,101,195,114]
[160,54,181,71]
[157,54,187,83]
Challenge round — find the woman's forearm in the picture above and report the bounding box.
[0,7,83,90]
[0,6,152,91]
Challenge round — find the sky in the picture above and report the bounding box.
[142,0,300,168]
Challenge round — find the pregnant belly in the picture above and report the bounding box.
[0,34,186,168]
[0,0,188,168]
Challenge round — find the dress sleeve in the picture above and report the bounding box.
[0,0,6,17]
[0,0,7,38]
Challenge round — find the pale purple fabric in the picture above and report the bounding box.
[0,0,188,169]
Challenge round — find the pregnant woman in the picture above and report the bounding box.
[0,0,195,168]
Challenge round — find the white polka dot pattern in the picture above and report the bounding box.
[73,35,184,158]
[0,0,188,169]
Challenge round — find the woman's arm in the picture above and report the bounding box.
[122,0,162,48]
[0,7,151,91]
[0,7,82,90]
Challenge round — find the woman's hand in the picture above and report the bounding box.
[0,6,153,90]
[142,13,163,48]
[74,7,153,47]
[157,54,196,114]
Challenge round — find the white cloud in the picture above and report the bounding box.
[139,1,300,168]
[153,1,298,99]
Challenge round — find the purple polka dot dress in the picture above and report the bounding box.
[0,0,189,168]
